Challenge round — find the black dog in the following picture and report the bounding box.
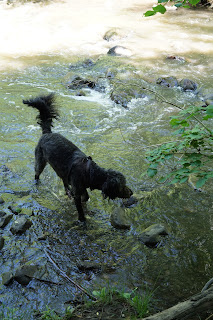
[23,93,132,222]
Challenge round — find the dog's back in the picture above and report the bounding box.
[37,132,86,181]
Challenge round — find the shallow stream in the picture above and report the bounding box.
[0,1,213,319]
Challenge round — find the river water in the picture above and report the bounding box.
[0,0,213,319]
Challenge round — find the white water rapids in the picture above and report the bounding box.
[0,0,213,69]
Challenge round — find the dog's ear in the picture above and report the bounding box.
[102,177,119,200]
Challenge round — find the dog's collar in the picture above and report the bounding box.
[86,156,92,173]
[85,156,92,186]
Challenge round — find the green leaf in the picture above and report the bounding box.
[189,0,201,5]
[153,4,167,14]
[147,168,157,177]
[171,177,181,184]
[196,176,207,188]
[170,118,189,127]
[191,160,202,167]
[144,10,156,17]
[121,292,131,299]
[92,290,101,297]
[158,0,168,2]
[175,167,190,175]
[149,162,159,169]
[203,114,213,120]
[159,176,168,183]
[207,171,213,178]
[206,104,213,117]
[186,153,202,160]
[179,176,188,183]
[164,154,173,160]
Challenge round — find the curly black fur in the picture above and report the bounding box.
[23,93,132,222]
[23,93,59,134]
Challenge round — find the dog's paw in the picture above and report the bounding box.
[34,178,40,185]
[71,220,87,230]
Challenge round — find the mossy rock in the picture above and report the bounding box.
[110,207,131,229]
[63,72,105,92]
[103,28,120,41]
[10,215,32,234]
[140,224,168,247]
[179,78,197,91]
[110,80,146,108]
[0,211,13,228]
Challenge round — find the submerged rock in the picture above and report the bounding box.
[103,28,121,41]
[110,82,146,108]
[69,58,95,69]
[110,207,131,230]
[2,271,14,286]
[2,265,38,286]
[179,78,197,91]
[140,224,168,247]
[76,90,86,96]
[107,46,132,57]
[105,68,118,79]
[77,261,101,273]
[0,211,13,228]
[203,93,213,106]
[65,74,105,92]
[67,75,96,90]
[156,76,178,88]
[166,55,186,62]
[122,196,138,208]
[14,265,38,285]
[10,215,32,234]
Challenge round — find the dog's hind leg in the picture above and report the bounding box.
[35,146,47,181]
[81,190,89,202]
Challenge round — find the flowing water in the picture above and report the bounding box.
[0,0,213,318]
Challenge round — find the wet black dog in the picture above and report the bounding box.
[23,93,132,222]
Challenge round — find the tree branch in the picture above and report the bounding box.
[44,248,96,301]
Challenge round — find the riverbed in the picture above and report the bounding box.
[0,1,212,319]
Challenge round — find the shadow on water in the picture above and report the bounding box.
[0,54,212,319]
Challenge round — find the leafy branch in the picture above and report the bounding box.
[109,79,212,188]
[146,103,213,188]
[144,0,201,17]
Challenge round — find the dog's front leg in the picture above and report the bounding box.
[74,195,86,222]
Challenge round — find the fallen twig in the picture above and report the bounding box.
[44,248,96,301]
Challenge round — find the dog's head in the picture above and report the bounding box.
[102,170,133,200]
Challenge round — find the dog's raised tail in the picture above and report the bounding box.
[23,93,59,134]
